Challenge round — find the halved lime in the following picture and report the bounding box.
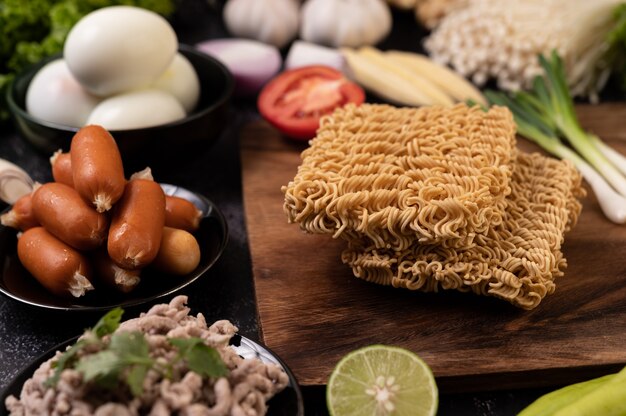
[327,345,438,416]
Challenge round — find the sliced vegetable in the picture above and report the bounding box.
[485,51,626,224]
[196,38,282,96]
[327,345,438,416]
[258,65,365,140]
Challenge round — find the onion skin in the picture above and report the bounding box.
[108,179,166,270]
[17,227,94,298]
[71,125,125,213]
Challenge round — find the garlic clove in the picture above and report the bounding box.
[0,159,33,205]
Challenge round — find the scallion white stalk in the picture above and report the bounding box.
[589,134,626,178]
[553,145,626,224]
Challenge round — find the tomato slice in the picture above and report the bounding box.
[257,66,365,140]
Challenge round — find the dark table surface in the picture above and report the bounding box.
[0,2,564,415]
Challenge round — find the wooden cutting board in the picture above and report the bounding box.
[240,104,626,392]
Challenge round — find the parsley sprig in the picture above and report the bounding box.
[45,308,229,396]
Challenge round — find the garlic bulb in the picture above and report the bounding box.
[223,0,300,48]
[300,0,392,48]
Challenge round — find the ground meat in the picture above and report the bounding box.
[6,296,289,416]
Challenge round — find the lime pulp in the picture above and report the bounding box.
[327,345,438,416]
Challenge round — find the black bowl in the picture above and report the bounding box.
[0,184,228,312]
[6,44,234,171]
[1,334,304,416]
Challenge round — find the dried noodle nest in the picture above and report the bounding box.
[342,152,584,310]
[282,103,585,309]
[283,103,517,251]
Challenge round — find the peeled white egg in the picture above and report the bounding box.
[86,89,186,130]
[64,6,177,96]
[152,53,200,113]
[25,59,100,127]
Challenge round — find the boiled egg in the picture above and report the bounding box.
[152,53,200,113]
[86,89,185,130]
[64,6,177,96]
[26,59,100,127]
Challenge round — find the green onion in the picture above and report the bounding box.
[485,52,626,224]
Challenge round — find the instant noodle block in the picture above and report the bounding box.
[342,152,584,309]
[283,103,517,250]
[282,103,585,309]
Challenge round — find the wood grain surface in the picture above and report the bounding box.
[240,104,626,392]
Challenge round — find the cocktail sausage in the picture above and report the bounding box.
[31,182,108,250]
[108,179,165,269]
[0,193,38,231]
[152,227,201,275]
[164,195,202,232]
[92,249,141,293]
[17,227,94,297]
[70,125,125,212]
[50,150,74,187]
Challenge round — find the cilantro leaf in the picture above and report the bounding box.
[92,307,123,338]
[45,308,123,387]
[44,341,84,387]
[75,350,122,382]
[169,338,228,379]
[72,332,153,396]
[186,344,228,378]
[126,364,150,397]
[44,314,229,399]
[109,331,150,360]
[168,337,203,356]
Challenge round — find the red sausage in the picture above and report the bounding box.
[108,179,165,269]
[17,227,94,297]
[0,193,39,231]
[92,249,141,293]
[70,125,125,212]
[152,227,201,275]
[50,150,74,187]
[31,182,108,250]
[165,195,202,232]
